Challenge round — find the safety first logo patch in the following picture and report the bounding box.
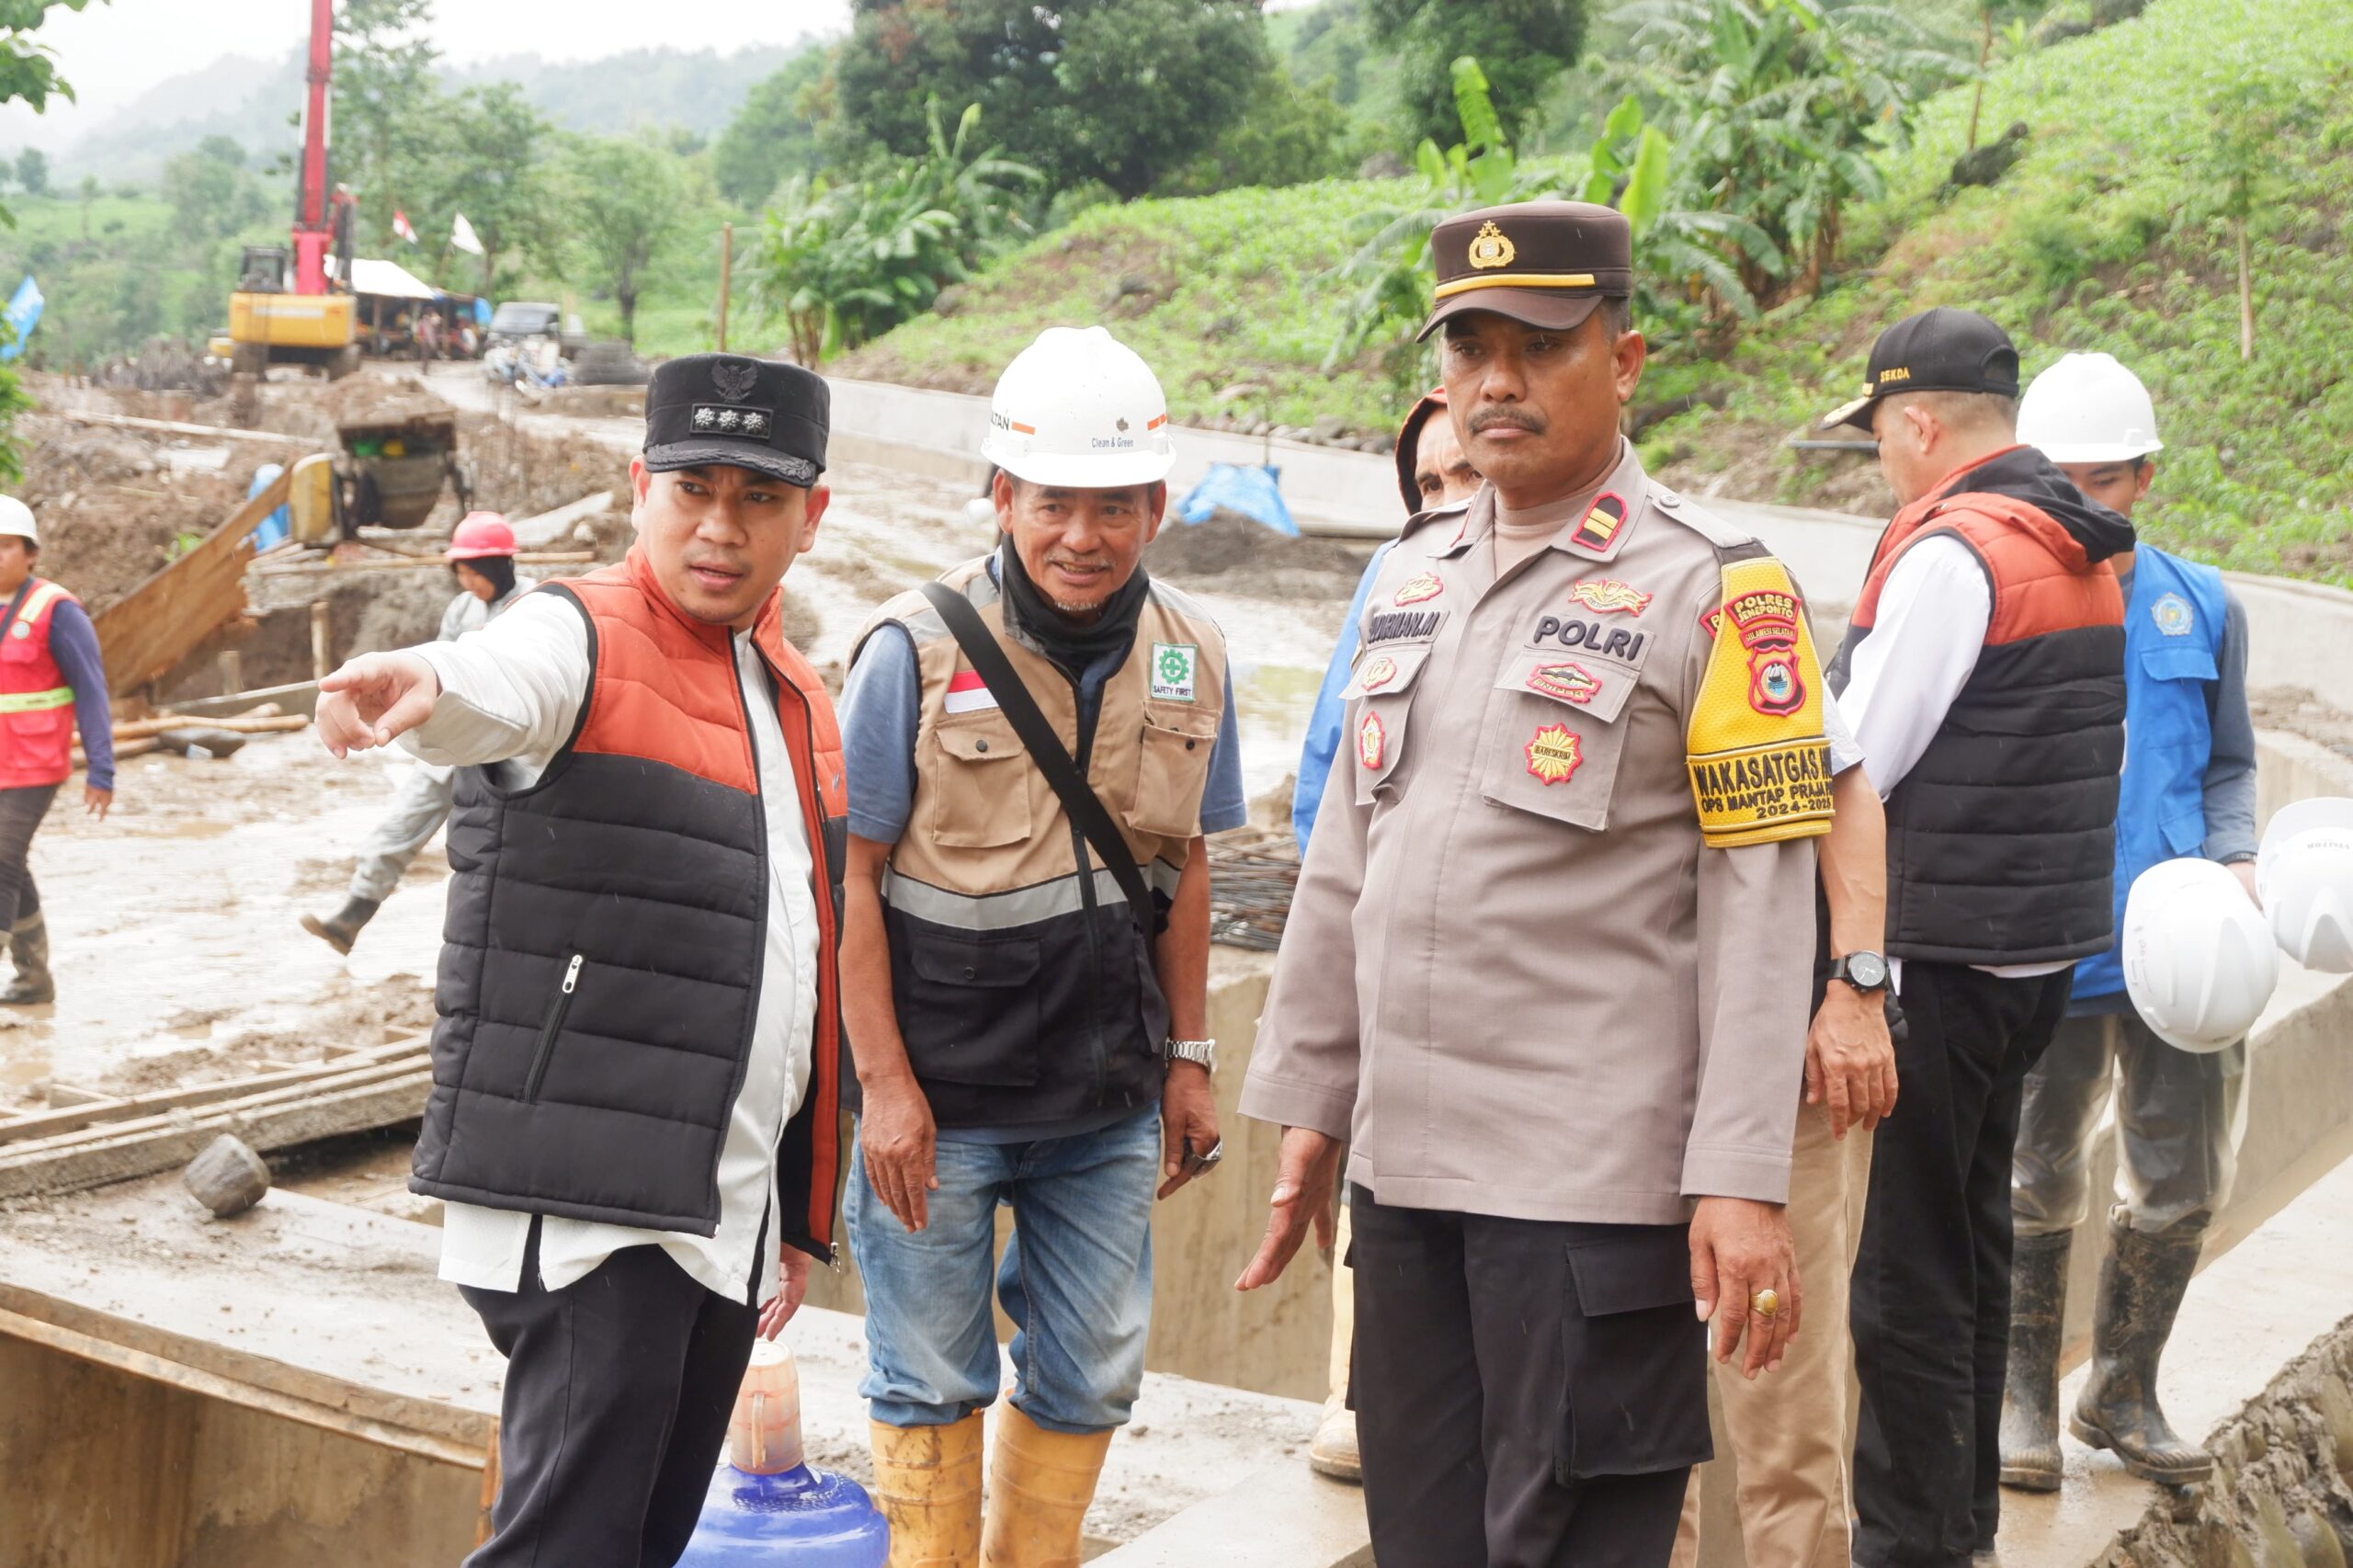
[1524,723,1583,785]
[1392,573,1444,606]
[1567,578,1651,615]
[1358,711,1387,771]
[1150,642,1198,702]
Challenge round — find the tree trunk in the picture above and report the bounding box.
[2237,216,2255,361]
[1967,9,1995,152]
[619,281,638,346]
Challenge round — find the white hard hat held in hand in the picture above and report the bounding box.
[2257,798,2353,973]
[2018,351,2165,464]
[2122,858,2278,1053]
[979,325,1176,490]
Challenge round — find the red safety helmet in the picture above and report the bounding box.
[449,511,517,561]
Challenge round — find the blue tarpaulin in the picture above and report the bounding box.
[247,463,290,551]
[0,276,43,361]
[1175,462,1297,538]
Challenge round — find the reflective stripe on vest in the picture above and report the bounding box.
[0,686,71,713]
[2074,546,2229,999]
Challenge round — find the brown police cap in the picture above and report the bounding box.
[1417,200,1634,342]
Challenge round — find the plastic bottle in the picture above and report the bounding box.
[675,1338,890,1567]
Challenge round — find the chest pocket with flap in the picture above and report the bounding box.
[1128,706,1220,839]
[923,713,1034,848]
[1348,643,1433,805]
[1477,641,1650,832]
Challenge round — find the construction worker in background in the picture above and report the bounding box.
[1821,309,2131,1568]
[312,355,845,1568]
[1999,353,2254,1491]
[1287,386,1478,1484]
[301,512,531,955]
[835,325,1245,1568]
[0,496,111,1006]
[1241,201,1832,1568]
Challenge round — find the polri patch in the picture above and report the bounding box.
[2152,592,2195,637]
[1568,578,1651,615]
[1358,711,1387,771]
[1525,723,1583,785]
[1568,493,1628,553]
[1150,642,1199,702]
[1392,572,1444,606]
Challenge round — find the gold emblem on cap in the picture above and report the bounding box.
[1467,220,1516,270]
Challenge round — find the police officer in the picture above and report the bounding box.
[1240,201,1833,1568]
[1999,353,2253,1491]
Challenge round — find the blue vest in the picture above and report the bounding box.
[2074,546,2229,998]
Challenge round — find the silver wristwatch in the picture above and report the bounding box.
[1165,1037,1217,1073]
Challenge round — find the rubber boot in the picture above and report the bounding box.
[1,913,51,1005]
[1997,1228,2072,1492]
[2069,1217,2214,1483]
[981,1404,1113,1568]
[301,895,381,957]
[869,1414,983,1568]
[1309,1204,1362,1483]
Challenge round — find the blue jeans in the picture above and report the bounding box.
[847,1108,1158,1435]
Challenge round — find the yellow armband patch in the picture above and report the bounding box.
[1686,555,1835,847]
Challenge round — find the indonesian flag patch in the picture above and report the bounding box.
[943,669,998,715]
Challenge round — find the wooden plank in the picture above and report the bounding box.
[0,1054,427,1158]
[92,466,292,694]
[255,550,594,577]
[0,1067,433,1199]
[57,409,317,448]
[0,1037,427,1146]
[0,1304,484,1469]
[41,1085,109,1108]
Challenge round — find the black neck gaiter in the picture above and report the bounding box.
[995,534,1151,677]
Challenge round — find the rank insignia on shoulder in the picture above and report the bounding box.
[1526,662,1602,705]
[1358,711,1387,771]
[1525,723,1583,785]
[1568,578,1651,615]
[1359,654,1400,692]
[2152,592,2195,636]
[1569,493,1628,553]
[1392,572,1444,606]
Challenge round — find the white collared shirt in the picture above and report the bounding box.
[401,588,819,1303]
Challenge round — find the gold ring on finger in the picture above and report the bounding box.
[1751,1288,1780,1319]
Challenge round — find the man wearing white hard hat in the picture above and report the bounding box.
[836,325,1244,1566]
[0,495,112,1006]
[1999,351,2258,1492]
[301,511,531,955]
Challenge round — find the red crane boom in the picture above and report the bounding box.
[291,0,335,296]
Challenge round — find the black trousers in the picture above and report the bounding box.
[1347,1187,1707,1568]
[1851,962,2072,1568]
[460,1224,759,1568]
[0,782,56,929]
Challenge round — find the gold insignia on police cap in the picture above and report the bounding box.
[1468,220,1517,270]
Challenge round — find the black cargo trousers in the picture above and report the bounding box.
[1347,1186,1710,1568]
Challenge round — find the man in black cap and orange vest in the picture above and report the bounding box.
[1242,199,1835,1568]
[1822,308,2131,1568]
[314,352,847,1568]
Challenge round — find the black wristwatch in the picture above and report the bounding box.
[1828,950,1891,994]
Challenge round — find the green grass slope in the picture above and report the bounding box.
[1640,0,2353,581]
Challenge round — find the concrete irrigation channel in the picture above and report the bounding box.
[0,365,2348,1565]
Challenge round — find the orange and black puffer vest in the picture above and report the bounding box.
[1830,446,2129,966]
[409,549,847,1260]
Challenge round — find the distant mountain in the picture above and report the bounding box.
[43,43,807,186]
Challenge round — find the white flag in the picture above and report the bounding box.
[451,212,484,256]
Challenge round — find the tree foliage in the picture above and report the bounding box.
[1363,0,1588,148]
[555,134,704,344]
[833,0,1272,199]
[0,0,103,480]
[13,146,42,197]
[332,0,440,248]
[711,47,831,209]
[163,135,268,244]
[752,101,1038,367]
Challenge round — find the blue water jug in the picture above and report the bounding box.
[676,1338,889,1567]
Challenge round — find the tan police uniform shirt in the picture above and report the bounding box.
[1240,441,1832,1223]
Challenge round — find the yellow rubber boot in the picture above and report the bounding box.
[870,1415,984,1568]
[980,1404,1114,1568]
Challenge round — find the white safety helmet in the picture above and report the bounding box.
[979,326,1176,490]
[0,496,37,545]
[2121,858,2277,1053]
[2018,351,2165,464]
[2256,798,2353,972]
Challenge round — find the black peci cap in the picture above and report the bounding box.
[1418,200,1633,342]
[1823,307,2021,431]
[643,353,830,487]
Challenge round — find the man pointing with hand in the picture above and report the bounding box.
[318,354,847,1568]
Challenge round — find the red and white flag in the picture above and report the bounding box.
[392,209,418,244]
[943,669,999,715]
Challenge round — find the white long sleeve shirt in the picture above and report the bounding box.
[1836,535,2069,982]
[401,588,820,1304]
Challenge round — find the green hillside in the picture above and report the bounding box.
[840,0,2353,583]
